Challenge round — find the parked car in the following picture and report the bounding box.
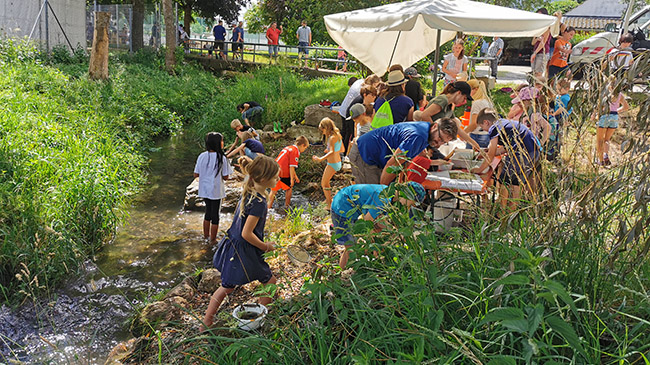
[500,37,534,66]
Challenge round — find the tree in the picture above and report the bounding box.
[547,0,579,15]
[175,0,249,38]
[132,0,145,51]
[163,0,176,72]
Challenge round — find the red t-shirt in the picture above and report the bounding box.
[266,27,281,45]
[406,156,432,184]
[549,39,571,68]
[276,145,300,178]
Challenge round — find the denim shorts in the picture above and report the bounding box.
[298,41,309,55]
[268,44,279,56]
[244,147,258,160]
[597,114,619,129]
[466,132,490,149]
[331,212,356,246]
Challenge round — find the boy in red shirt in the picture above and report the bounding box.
[548,26,575,81]
[268,136,309,209]
[406,146,452,184]
[266,22,283,64]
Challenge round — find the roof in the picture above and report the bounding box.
[565,0,626,18]
[563,16,621,31]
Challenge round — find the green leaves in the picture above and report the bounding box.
[546,315,587,358]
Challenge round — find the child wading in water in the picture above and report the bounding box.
[592,76,629,166]
[312,117,344,208]
[193,132,233,244]
[202,155,280,330]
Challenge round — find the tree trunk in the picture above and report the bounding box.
[162,0,176,72]
[132,0,144,52]
[88,12,110,80]
[183,3,193,39]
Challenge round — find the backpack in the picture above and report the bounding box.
[371,98,394,129]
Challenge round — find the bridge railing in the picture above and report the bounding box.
[184,38,357,70]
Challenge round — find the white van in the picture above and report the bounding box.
[570,5,650,64]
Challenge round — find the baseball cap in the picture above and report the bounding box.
[346,103,366,120]
[404,67,421,78]
[452,81,473,101]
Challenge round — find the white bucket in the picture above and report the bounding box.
[232,303,267,331]
[432,198,463,232]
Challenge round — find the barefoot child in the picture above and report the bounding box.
[202,155,280,330]
[193,132,233,244]
[332,182,425,268]
[312,118,344,207]
[227,130,265,160]
[592,77,629,166]
[268,136,310,209]
[226,119,259,155]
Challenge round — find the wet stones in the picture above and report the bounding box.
[183,177,243,212]
[130,296,189,337]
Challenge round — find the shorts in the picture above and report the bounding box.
[214,40,225,51]
[244,147,259,160]
[531,53,547,74]
[498,150,540,187]
[298,41,309,55]
[349,143,383,184]
[466,132,490,149]
[204,198,222,225]
[597,114,619,129]
[331,212,356,246]
[272,177,292,191]
[548,65,569,80]
[268,44,279,56]
[327,161,342,172]
[232,42,243,52]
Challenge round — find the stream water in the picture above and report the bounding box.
[0,134,227,364]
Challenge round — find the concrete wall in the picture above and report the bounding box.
[0,0,86,49]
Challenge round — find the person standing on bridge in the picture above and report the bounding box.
[266,22,283,64]
[296,20,312,68]
[232,21,245,60]
[213,20,227,60]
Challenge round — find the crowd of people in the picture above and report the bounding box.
[194,12,637,327]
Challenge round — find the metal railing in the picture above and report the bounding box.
[183,38,357,70]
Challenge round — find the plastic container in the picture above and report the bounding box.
[287,245,311,266]
[432,196,463,232]
[232,303,267,331]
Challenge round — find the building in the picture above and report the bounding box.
[563,0,626,31]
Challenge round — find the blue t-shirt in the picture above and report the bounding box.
[213,25,226,41]
[331,184,390,220]
[374,95,414,124]
[488,119,538,156]
[357,122,430,168]
[553,93,572,116]
[232,26,244,42]
[244,139,265,154]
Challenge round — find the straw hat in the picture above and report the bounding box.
[386,70,408,86]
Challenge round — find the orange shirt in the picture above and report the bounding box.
[549,39,572,68]
[275,145,300,178]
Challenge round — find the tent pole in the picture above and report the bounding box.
[432,29,441,97]
[387,31,402,71]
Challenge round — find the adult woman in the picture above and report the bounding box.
[373,70,414,124]
[463,79,494,148]
[441,40,469,86]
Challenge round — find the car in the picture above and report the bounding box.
[501,37,533,66]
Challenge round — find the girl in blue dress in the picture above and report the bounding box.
[202,155,280,329]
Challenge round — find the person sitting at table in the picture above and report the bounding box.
[349,119,458,185]
[470,108,541,211]
[406,146,452,184]
[463,79,494,149]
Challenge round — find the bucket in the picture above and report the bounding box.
[432,196,463,232]
[232,303,268,331]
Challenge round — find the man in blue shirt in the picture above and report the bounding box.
[232,21,244,60]
[471,108,540,210]
[349,119,458,185]
[212,20,227,60]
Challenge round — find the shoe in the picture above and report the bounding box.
[603,157,611,166]
[273,122,279,133]
[276,122,283,133]
[343,156,350,163]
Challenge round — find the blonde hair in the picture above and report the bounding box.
[467,79,491,103]
[230,119,243,129]
[318,117,341,138]
[295,136,309,147]
[238,155,279,217]
[240,130,254,141]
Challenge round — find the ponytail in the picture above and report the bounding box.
[237,155,279,217]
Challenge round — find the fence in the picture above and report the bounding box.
[86,4,164,51]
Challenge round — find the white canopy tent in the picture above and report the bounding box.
[324,0,559,76]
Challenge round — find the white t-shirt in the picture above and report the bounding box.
[470,98,493,133]
[443,54,468,82]
[339,79,364,117]
[193,152,233,200]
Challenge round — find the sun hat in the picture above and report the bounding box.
[406,181,426,203]
[511,86,538,104]
[346,103,366,120]
[452,81,473,101]
[404,67,421,78]
[386,70,408,86]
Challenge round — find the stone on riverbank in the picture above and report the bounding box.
[304,104,341,129]
[130,296,189,337]
[183,177,243,211]
[197,268,221,293]
[286,125,322,144]
[164,277,196,302]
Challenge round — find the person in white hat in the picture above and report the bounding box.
[373,70,414,124]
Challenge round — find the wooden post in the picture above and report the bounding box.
[88,12,110,80]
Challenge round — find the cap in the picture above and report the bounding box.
[407,181,426,203]
[386,70,408,86]
[346,103,366,120]
[511,86,538,104]
[404,67,421,78]
[452,81,473,101]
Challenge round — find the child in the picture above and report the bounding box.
[202,155,280,330]
[331,182,426,268]
[335,46,348,72]
[517,89,551,148]
[267,136,310,209]
[312,118,344,207]
[592,77,629,166]
[194,132,233,244]
[552,79,573,124]
[406,146,452,184]
[347,103,373,143]
[226,119,259,155]
[548,26,576,81]
[227,130,265,160]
